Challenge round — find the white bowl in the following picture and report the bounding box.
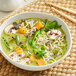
[0,12,72,71]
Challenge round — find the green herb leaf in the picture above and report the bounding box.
[54,25,62,29]
[41,45,46,50]
[47,20,57,29]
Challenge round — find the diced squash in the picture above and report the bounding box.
[36,59,46,66]
[16,46,23,54]
[35,21,43,30]
[30,55,36,61]
[24,51,27,54]
[18,28,26,34]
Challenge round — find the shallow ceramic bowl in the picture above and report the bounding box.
[0,12,72,71]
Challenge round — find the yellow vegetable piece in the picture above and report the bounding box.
[18,28,26,34]
[36,59,46,66]
[35,21,43,30]
[24,51,27,54]
[16,46,23,54]
[30,55,36,61]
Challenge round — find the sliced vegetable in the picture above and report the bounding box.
[16,46,23,54]
[54,25,62,29]
[31,44,38,49]
[18,28,26,34]
[47,20,57,29]
[32,19,47,43]
[1,37,11,50]
[40,19,47,33]
[36,59,46,66]
[35,21,43,30]
[41,45,46,50]
[16,35,19,45]
[32,30,40,43]
[28,40,38,49]
[28,40,32,45]
[30,55,36,61]
[34,49,46,57]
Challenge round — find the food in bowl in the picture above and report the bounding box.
[1,18,67,66]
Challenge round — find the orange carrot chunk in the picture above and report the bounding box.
[30,55,36,61]
[16,46,23,54]
[35,21,43,30]
[36,59,46,66]
[18,28,26,34]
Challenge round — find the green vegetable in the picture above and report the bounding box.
[32,19,47,44]
[20,45,25,49]
[28,40,38,49]
[1,37,11,50]
[54,25,62,29]
[46,20,62,30]
[53,50,58,55]
[31,44,38,49]
[41,45,46,50]
[44,29,49,32]
[16,35,19,45]
[28,40,32,45]
[34,49,46,57]
[40,19,47,33]
[47,20,57,29]
[32,30,40,43]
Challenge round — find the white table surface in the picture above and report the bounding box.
[0,0,34,20]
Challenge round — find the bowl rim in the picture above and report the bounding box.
[0,12,72,71]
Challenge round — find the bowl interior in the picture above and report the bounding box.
[0,12,72,71]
